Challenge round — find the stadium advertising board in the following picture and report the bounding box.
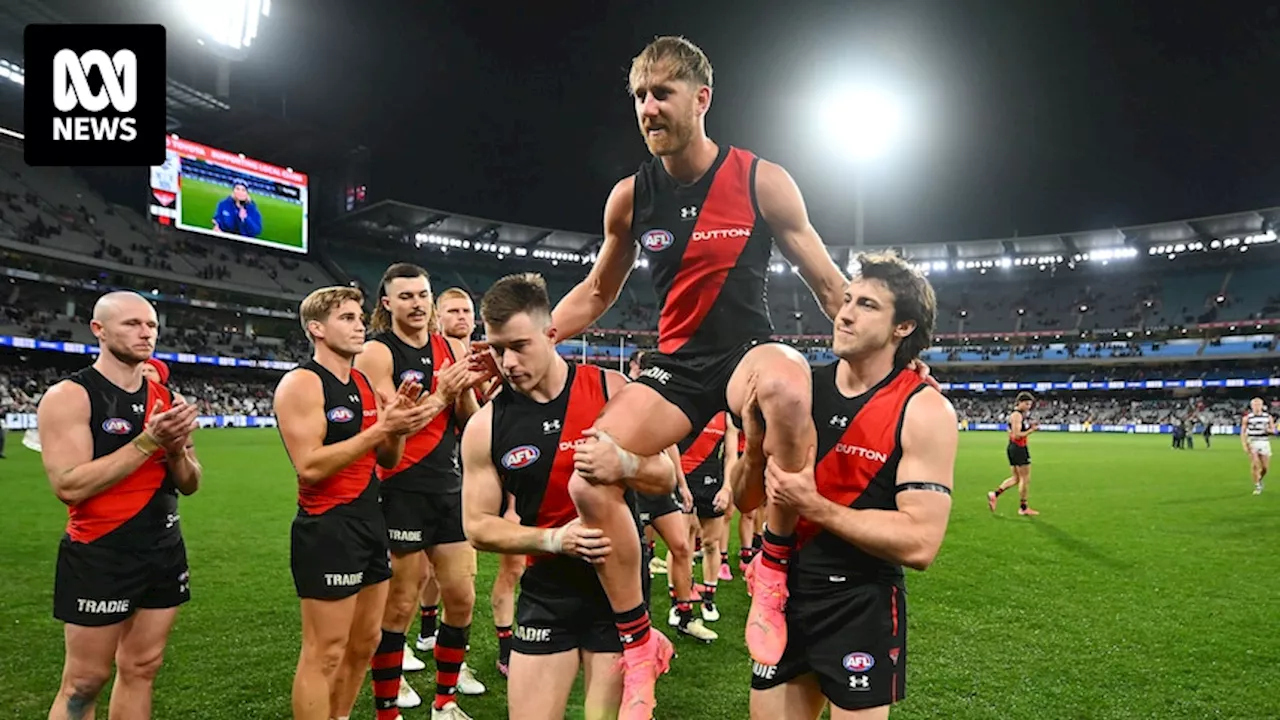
[149,136,309,253]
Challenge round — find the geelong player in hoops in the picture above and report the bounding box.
[740,253,957,719]
[551,35,849,671]
[1242,397,1274,495]
[38,291,201,720]
[274,286,438,720]
[356,265,493,720]
[462,273,682,720]
[987,392,1039,515]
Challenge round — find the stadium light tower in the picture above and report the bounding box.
[821,85,902,246]
[182,0,271,53]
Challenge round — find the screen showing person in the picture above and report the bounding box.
[212,182,264,238]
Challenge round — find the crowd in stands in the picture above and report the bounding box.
[951,395,1262,428]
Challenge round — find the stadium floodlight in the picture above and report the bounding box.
[182,0,271,52]
[0,59,23,86]
[822,85,902,162]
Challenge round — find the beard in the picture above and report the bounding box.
[106,341,150,366]
[641,110,696,156]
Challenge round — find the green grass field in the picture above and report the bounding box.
[2,430,1277,719]
[179,176,307,251]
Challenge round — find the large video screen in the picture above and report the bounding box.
[149,136,309,254]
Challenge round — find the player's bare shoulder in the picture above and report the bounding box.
[602,367,631,394]
[905,386,959,441]
[36,378,90,418]
[460,401,495,457]
[273,366,321,405]
[604,175,637,230]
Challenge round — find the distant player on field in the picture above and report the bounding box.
[739,253,957,719]
[38,291,202,720]
[273,285,436,720]
[462,273,681,719]
[988,391,1039,516]
[1242,397,1274,495]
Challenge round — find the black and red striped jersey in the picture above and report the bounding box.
[63,367,179,548]
[371,331,460,494]
[631,145,774,357]
[794,364,928,585]
[679,411,726,479]
[294,361,380,516]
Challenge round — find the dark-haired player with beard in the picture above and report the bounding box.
[551,35,850,670]
[739,254,957,719]
[464,273,683,720]
[357,264,493,720]
[274,285,439,720]
[38,291,201,720]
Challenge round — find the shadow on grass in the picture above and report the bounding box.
[1028,519,1134,571]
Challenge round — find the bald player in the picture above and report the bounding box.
[38,291,202,720]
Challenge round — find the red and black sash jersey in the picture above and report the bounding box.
[489,364,640,575]
[679,411,726,479]
[793,364,928,585]
[631,145,774,357]
[370,331,461,494]
[64,367,179,548]
[294,361,380,516]
[1010,413,1031,447]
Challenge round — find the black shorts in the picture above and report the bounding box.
[512,557,621,656]
[1006,443,1031,467]
[634,340,762,434]
[54,535,190,627]
[751,577,907,711]
[380,487,467,553]
[636,490,681,526]
[290,508,392,600]
[689,472,726,519]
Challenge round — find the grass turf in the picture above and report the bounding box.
[2,430,1277,719]
[178,176,306,251]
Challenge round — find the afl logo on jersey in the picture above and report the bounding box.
[327,406,356,423]
[641,229,674,252]
[102,418,133,435]
[502,445,541,470]
[399,369,426,385]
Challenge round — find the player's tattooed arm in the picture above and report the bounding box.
[781,389,958,571]
[756,160,848,322]
[38,381,157,505]
[461,406,612,563]
[550,177,638,341]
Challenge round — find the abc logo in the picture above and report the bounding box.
[842,652,875,673]
[641,229,674,252]
[502,445,541,470]
[400,369,426,384]
[327,407,355,423]
[102,418,133,435]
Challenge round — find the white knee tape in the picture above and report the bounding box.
[593,429,640,480]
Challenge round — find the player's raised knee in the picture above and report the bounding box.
[568,470,623,520]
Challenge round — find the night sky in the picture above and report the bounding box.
[64,0,1280,244]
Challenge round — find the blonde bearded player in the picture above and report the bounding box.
[356,264,494,720]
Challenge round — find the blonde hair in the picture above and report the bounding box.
[629,36,714,96]
[436,287,473,307]
[370,263,438,334]
[300,286,365,342]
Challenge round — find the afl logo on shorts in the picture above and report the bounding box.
[502,445,540,470]
[842,652,875,673]
[327,406,355,423]
[399,369,426,384]
[641,229,674,252]
[102,418,133,435]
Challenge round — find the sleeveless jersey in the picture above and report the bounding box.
[370,331,460,494]
[1244,411,1273,439]
[295,361,380,516]
[631,145,774,357]
[794,364,928,585]
[679,412,726,479]
[64,367,179,548]
[1010,412,1031,447]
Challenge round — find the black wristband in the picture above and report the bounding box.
[896,482,952,496]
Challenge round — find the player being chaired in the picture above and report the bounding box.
[738,253,958,719]
[550,35,850,672]
[988,391,1039,515]
[38,291,202,720]
[356,264,494,720]
[461,273,682,720]
[273,286,439,720]
[1242,397,1275,495]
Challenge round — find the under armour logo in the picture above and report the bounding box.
[421,357,431,365]
[131,403,145,415]
[349,394,359,403]
[681,205,698,220]
[849,675,870,690]
[829,415,850,428]
[543,419,561,434]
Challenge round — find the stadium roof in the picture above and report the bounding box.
[322,197,1280,271]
